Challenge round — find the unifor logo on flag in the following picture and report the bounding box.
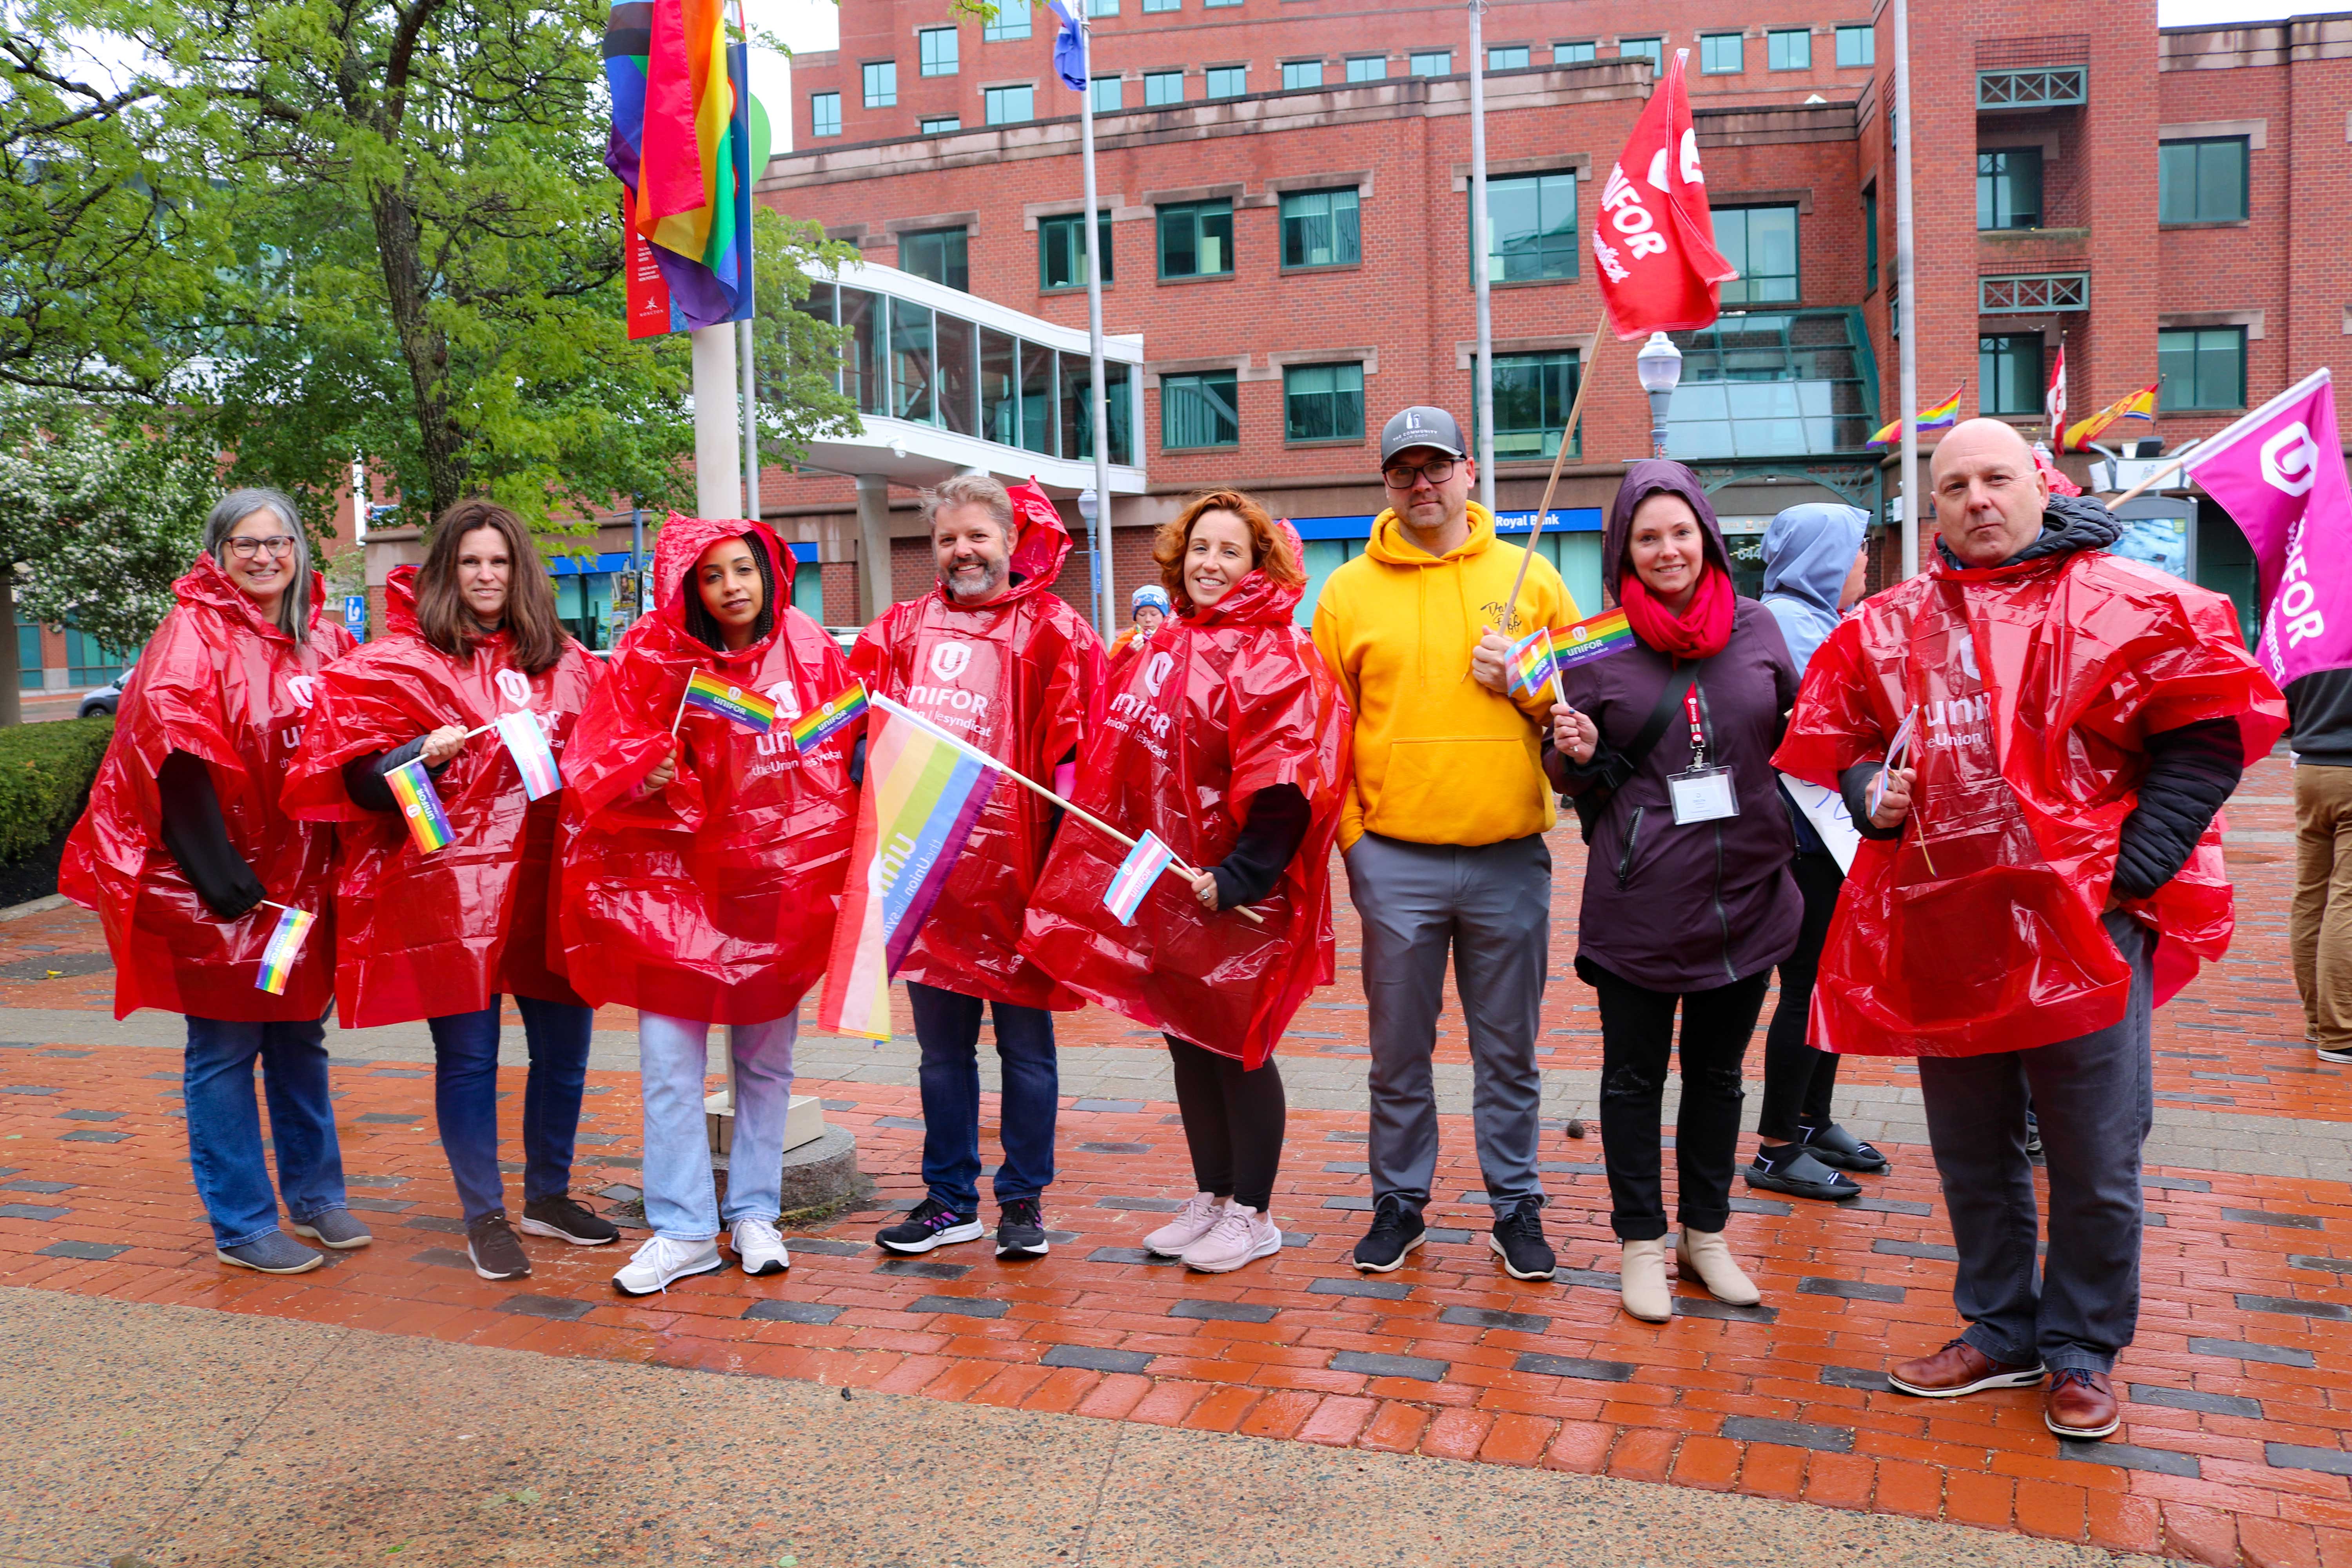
[1589,49,1735,339]
[2181,368,2352,689]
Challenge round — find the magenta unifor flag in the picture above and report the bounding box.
[2183,368,2352,689]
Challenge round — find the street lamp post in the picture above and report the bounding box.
[1635,332,1683,459]
[1076,488,1102,616]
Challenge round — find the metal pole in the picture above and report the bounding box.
[1892,0,1920,577]
[631,498,644,622]
[1468,1,1495,513]
[1079,17,1116,640]
[691,326,740,521]
[739,317,759,521]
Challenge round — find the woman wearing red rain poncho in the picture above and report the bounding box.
[559,515,861,1296]
[64,489,361,1276]
[1023,493,1350,1273]
[284,501,609,1284]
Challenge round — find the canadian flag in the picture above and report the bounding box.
[1590,51,1736,339]
[2045,341,2068,450]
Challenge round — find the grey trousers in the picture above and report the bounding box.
[1917,911,2155,1375]
[1344,831,1550,1214]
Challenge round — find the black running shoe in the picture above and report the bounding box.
[1351,1194,1425,1273]
[1489,1197,1556,1280]
[1747,1145,1863,1202]
[520,1193,621,1247]
[875,1196,984,1255]
[466,1213,532,1281]
[996,1197,1050,1260]
[1796,1122,1891,1174]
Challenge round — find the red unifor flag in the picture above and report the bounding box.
[1590,50,1736,339]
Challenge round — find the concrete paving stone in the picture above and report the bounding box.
[2266,1443,2352,1477]
[1719,1417,1855,1453]
[741,1299,841,1325]
[2056,1441,2200,1477]
[410,1248,472,1270]
[0,1202,67,1220]
[2127,1384,2263,1419]
[1040,1343,1154,1373]
[57,1107,119,1120]
[0,1178,71,1192]
[910,1294,1010,1319]
[493,1294,594,1321]
[1873,1238,1960,1261]
[1513,1352,1637,1383]
[37,1240,126,1260]
[1096,1196,1183,1211]
[2236,1293,2351,1320]
[1078,1141,1151,1154]
[2222,1207,2326,1228]
[1849,1197,1934,1215]
[1073,1098,1145,1112]
[1169,1299,1280,1323]
[2188,1337,2316,1367]
[782,1236,868,1257]
[1673,1297,1779,1324]
[2287,1254,2352,1273]
[58,1129,127,1142]
[874,1258,969,1280]
[403,1215,467,1235]
[1820,1366,1890,1390]
[344,1196,414,1213]
[2142,1175,2213,1191]
[0,1084,58,1094]
[1087,1247,1181,1267]
[356,1111,419,1123]
[1800,1276,1906,1303]
[1329,1350,1447,1382]
[1441,1305,1550,1333]
[1310,1277,1409,1300]
[1322,1195,1375,1210]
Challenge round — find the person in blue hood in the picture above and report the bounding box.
[1746,502,1887,1203]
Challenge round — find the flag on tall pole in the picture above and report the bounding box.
[1866,387,1964,448]
[2046,340,2068,450]
[1590,50,1735,339]
[603,0,755,335]
[2065,384,2160,454]
[1045,0,1086,89]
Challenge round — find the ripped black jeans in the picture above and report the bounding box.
[1577,957,1771,1241]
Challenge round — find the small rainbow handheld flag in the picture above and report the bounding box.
[253,905,315,996]
[1508,628,1558,697]
[1867,386,1965,448]
[680,668,778,733]
[1103,831,1177,925]
[387,758,454,854]
[1554,608,1637,672]
[791,680,869,753]
[494,710,563,802]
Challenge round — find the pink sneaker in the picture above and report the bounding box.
[1144,1192,1224,1256]
[1181,1204,1281,1274]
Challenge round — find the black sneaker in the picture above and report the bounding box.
[875,1196,985,1255]
[1489,1197,1556,1280]
[466,1213,532,1281]
[519,1193,621,1247]
[2025,1111,2044,1159]
[996,1197,1050,1260]
[1351,1194,1425,1273]
[1795,1122,1890,1174]
[1747,1145,1863,1202]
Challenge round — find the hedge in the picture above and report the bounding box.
[0,716,113,865]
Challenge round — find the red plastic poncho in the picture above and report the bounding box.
[281,566,602,1027]
[849,481,1106,1009]
[1774,544,2287,1057]
[1019,567,1351,1068]
[62,558,354,1022]
[558,516,860,1024]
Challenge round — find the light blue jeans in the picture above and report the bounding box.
[638,1011,797,1241]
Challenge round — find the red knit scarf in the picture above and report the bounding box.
[1618,564,1735,659]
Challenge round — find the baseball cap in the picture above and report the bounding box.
[1380,406,1467,466]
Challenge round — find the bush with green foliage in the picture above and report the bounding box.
[0,717,113,864]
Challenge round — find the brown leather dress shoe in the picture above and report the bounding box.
[2045,1369,2120,1439]
[1887,1337,2046,1398]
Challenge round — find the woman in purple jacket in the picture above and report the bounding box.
[1546,461,1801,1323]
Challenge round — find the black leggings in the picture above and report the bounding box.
[1165,1036,1286,1213]
[1757,850,1846,1143]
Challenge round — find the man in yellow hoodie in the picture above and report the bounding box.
[1312,404,1577,1280]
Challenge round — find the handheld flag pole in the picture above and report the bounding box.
[1497,313,1608,631]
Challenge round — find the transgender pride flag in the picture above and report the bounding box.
[1103,831,1175,925]
[494,710,563,802]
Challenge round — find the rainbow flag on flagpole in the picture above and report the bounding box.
[2063,383,2160,453]
[253,906,315,996]
[494,710,563,801]
[602,0,755,333]
[1508,628,1558,697]
[1554,608,1637,672]
[680,668,779,733]
[386,759,454,854]
[817,712,1003,1041]
[1103,831,1176,924]
[1866,386,1965,449]
[791,681,869,753]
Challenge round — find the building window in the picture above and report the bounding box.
[1700,33,1744,73]
[1281,188,1361,269]
[1863,186,1878,293]
[1205,65,1247,97]
[1284,363,1365,443]
[65,626,134,688]
[1162,371,1240,449]
[1039,209,1113,290]
[1410,50,1453,76]
[1091,76,1123,112]
[1716,206,1798,303]
[920,115,960,134]
[1977,148,2042,230]
[1979,334,2045,416]
[1346,55,1388,82]
[810,92,841,138]
[918,27,958,77]
[1283,60,1324,90]
[1768,29,1810,70]
[1488,45,1530,71]
[898,227,969,292]
[1144,70,1184,105]
[1204,0,1240,9]
[1491,351,1582,460]
[1554,40,1596,64]
[1158,200,1234,278]
[1143,0,1178,10]
[2159,327,2246,410]
[1660,310,1874,457]
[983,4,1031,41]
[862,60,897,108]
[984,83,1034,124]
[2160,137,2250,224]
[1835,25,1873,66]
[1088,0,1118,15]
[1481,171,1578,283]
[1618,37,1663,69]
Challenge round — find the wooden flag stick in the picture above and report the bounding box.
[2101,455,2188,509]
[1496,312,1610,632]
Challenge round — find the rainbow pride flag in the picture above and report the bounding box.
[1103,831,1176,925]
[387,759,454,854]
[681,668,778,733]
[1554,608,1637,672]
[1508,628,1558,697]
[791,681,868,753]
[1866,386,1964,449]
[253,906,315,996]
[602,0,753,332]
[495,710,563,802]
[818,714,1002,1040]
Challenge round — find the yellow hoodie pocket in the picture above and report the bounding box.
[1367,735,1546,846]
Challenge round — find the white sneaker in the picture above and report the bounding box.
[612,1234,726,1296]
[732,1218,790,1276]
[1144,1192,1225,1256]
[1181,1203,1282,1274]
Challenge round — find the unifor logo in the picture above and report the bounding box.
[764,681,801,722]
[494,669,532,708]
[929,641,972,682]
[1142,650,1174,696]
[285,675,317,710]
[2262,421,2321,498]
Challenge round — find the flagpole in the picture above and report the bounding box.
[1892,0,1920,578]
[1468,0,1495,514]
[1079,15,1116,641]
[1496,314,1607,627]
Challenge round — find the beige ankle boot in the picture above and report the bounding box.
[1676,1227,1760,1306]
[1619,1238,1671,1322]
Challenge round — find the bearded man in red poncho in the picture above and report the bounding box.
[1777,419,2286,1441]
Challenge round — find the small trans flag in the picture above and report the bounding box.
[1103,830,1177,925]
[681,668,779,733]
[791,680,869,753]
[1508,627,1557,697]
[494,710,563,801]
[387,758,454,854]
[254,905,315,996]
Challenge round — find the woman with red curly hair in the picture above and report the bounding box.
[1024,492,1350,1273]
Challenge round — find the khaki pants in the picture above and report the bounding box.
[2290,764,2352,1047]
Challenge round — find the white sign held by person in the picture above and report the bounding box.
[1778,773,1860,874]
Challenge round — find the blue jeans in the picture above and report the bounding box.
[906,981,1058,1212]
[183,1014,348,1249]
[638,1011,797,1240]
[426,995,593,1225]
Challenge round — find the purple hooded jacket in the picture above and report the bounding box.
[1546,461,1803,992]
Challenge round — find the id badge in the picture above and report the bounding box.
[1669,766,1739,825]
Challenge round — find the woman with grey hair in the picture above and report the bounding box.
[62,487,367,1274]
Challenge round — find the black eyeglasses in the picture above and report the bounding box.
[1382,458,1457,490]
[225,536,296,560]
